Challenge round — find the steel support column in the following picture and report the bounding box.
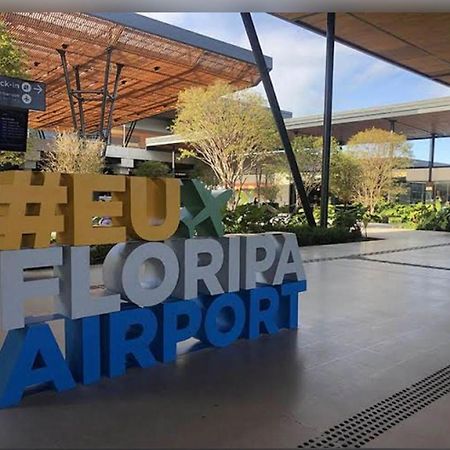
[241,12,315,227]
[106,63,124,141]
[99,47,113,140]
[74,66,85,136]
[428,133,436,201]
[320,12,336,228]
[57,49,78,131]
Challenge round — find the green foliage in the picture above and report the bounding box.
[0,20,28,168]
[0,150,24,170]
[334,204,367,232]
[189,160,219,187]
[277,135,340,198]
[330,149,362,204]
[0,21,27,78]
[172,81,279,207]
[223,203,362,246]
[134,161,170,178]
[347,128,412,213]
[292,225,362,246]
[259,183,280,203]
[371,200,450,231]
[90,244,114,265]
[223,203,281,234]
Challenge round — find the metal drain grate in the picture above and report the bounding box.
[298,365,450,448]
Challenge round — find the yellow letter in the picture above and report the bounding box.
[0,171,67,250]
[58,174,126,246]
[125,177,180,241]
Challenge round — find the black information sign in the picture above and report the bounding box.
[0,75,46,111]
[0,108,28,152]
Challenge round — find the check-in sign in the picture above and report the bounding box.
[0,75,46,111]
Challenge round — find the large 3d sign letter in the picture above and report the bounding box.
[169,237,225,299]
[55,246,121,319]
[125,177,180,241]
[0,171,67,250]
[58,174,126,246]
[103,242,180,307]
[0,324,75,408]
[0,247,62,331]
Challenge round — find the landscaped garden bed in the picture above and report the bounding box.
[370,200,450,232]
[223,203,365,247]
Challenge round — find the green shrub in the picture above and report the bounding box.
[90,244,114,265]
[334,204,366,232]
[292,225,361,246]
[416,203,450,231]
[224,203,362,246]
[372,201,450,231]
[134,161,170,178]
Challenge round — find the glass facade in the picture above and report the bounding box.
[408,182,426,203]
[435,183,450,203]
[402,182,450,204]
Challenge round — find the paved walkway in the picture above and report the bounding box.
[1,226,450,448]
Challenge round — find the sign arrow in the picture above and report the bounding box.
[0,76,46,111]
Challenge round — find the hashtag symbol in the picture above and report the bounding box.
[0,171,67,250]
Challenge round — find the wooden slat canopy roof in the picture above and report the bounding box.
[285,97,450,143]
[274,13,450,87]
[0,12,270,132]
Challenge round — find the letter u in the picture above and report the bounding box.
[126,177,180,241]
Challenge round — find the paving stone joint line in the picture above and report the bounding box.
[303,242,450,264]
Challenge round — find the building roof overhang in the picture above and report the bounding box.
[1,12,271,131]
[274,13,450,88]
[285,97,450,142]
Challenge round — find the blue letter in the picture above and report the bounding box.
[102,307,158,378]
[242,286,280,339]
[153,300,202,363]
[196,293,245,347]
[65,316,101,385]
[0,323,75,408]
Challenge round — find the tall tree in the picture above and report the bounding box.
[0,21,28,169]
[347,128,411,213]
[172,82,279,207]
[330,148,362,205]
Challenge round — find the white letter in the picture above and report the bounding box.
[103,241,179,307]
[241,234,277,289]
[55,246,121,319]
[217,235,240,293]
[168,237,224,299]
[272,233,306,285]
[0,247,62,331]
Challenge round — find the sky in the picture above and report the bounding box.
[140,12,450,163]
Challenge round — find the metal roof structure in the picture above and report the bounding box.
[1,12,270,135]
[274,13,450,87]
[285,96,450,142]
